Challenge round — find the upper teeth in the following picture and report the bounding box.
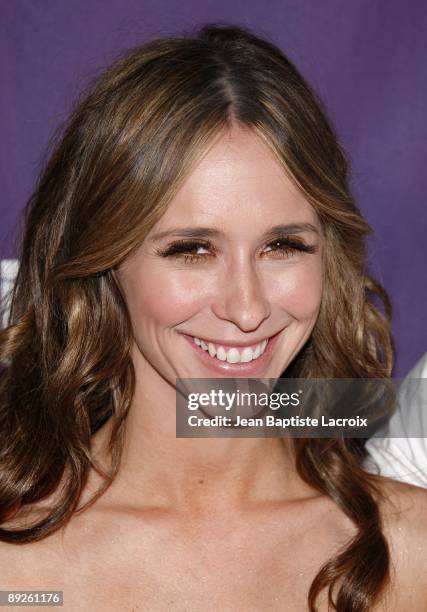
[192,337,268,363]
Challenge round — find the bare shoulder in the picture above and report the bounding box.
[377,477,427,609]
[0,527,56,583]
[0,502,71,589]
[379,477,427,538]
[0,539,41,597]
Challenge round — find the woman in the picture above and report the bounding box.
[0,24,426,611]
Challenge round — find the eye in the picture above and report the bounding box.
[157,236,317,264]
[262,237,317,258]
[157,240,214,263]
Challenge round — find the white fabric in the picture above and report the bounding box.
[364,353,427,488]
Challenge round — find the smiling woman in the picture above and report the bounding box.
[114,126,323,380]
[0,23,426,612]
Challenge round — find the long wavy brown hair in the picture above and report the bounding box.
[0,23,393,611]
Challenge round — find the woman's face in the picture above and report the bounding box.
[115,125,323,385]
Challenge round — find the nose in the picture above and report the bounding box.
[211,258,271,332]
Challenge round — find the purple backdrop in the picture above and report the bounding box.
[1,0,426,376]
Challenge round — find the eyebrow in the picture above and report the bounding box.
[148,223,319,243]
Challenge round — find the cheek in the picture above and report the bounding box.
[271,263,323,320]
[119,266,208,329]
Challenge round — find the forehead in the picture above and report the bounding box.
[151,125,319,232]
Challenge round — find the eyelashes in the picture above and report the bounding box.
[263,237,317,256]
[157,240,211,262]
[156,237,317,264]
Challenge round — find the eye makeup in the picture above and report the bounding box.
[156,235,318,264]
[156,239,214,263]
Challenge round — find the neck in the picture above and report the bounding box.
[89,344,312,514]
